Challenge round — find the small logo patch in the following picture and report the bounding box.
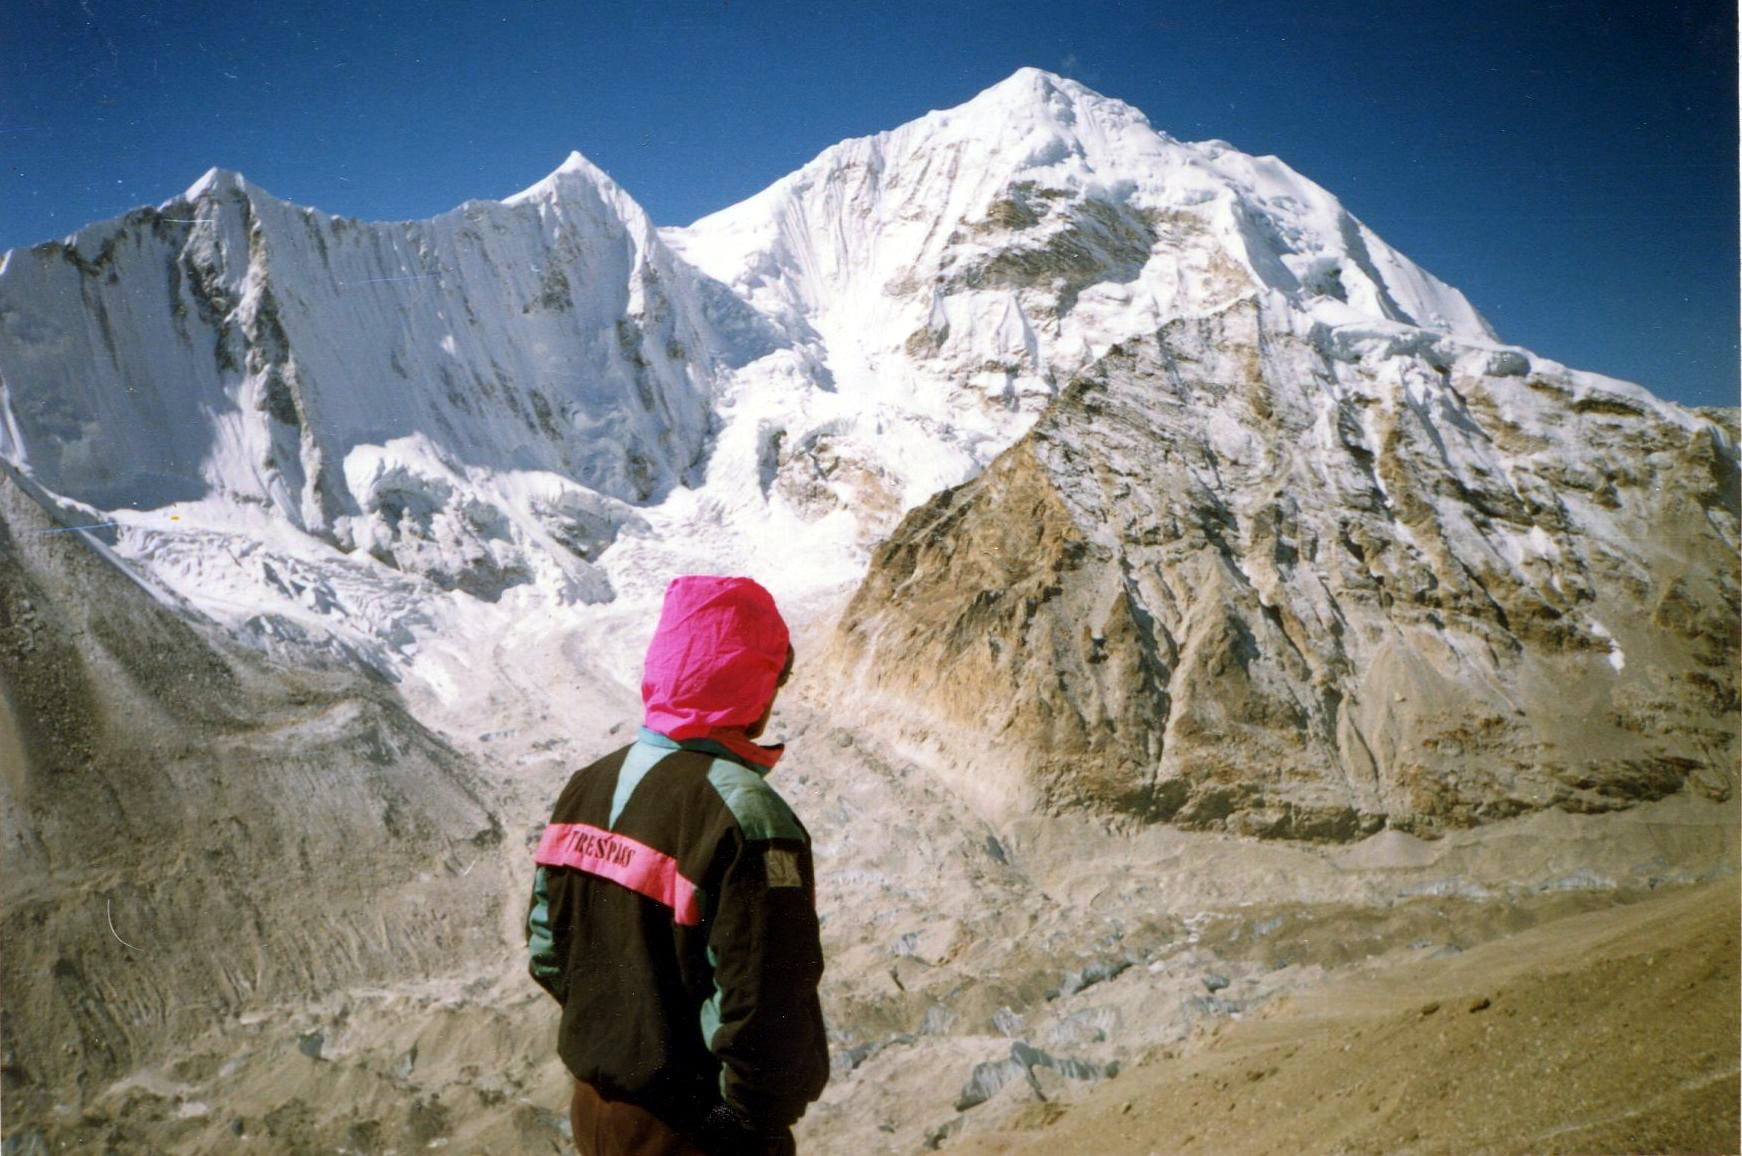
[764,848,803,888]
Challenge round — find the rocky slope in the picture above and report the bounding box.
[955,875,1740,1156]
[831,300,1738,836]
[0,463,504,1111]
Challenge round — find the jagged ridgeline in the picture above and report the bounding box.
[2,66,1736,851]
[0,157,780,606]
[832,301,1739,838]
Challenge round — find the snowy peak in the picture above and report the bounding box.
[506,149,626,207]
[970,65,1132,109]
[2,67,1714,702]
[668,67,1495,467]
[526,149,609,186]
[885,67,1161,163]
[181,165,255,202]
[671,67,1497,336]
[965,65,1080,103]
[928,66,1172,163]
[0,145,778,618]
[503,149,655,237]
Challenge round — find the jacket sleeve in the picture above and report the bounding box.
[526,864,569,1004]
[704,833,830,1130]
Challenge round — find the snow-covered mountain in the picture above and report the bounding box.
[0,153,782,612]
[831,302,1737,836]
[1,68,1732,813]
[666,68,1496,533]
[671,68,1493,388]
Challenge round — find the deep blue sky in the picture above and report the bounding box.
[4,0,1735,408]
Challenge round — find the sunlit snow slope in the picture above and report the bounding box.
[671,68,1493,389]
[0,155,781,614]
[0,68,1723,692]
[2,67,1737,1156]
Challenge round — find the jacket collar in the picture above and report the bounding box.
[637,726,784,773]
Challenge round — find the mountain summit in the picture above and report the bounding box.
[658,68,1506,553]
[0,70,1732,833]
[670,66,1493,379]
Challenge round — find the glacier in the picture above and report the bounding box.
[0,69,1728,808]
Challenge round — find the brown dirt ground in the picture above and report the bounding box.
[954,875,1740,1156]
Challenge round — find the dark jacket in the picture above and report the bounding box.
[527,727,829,1134]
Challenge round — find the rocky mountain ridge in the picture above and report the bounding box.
[0,154,776,610]
[0,463,503,1103]
[3,71,1733,842]
[3,67,1735,839]
[3,71,1522,642]
[830,298,1737,836]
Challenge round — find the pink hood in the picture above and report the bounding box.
[641,576,790,769]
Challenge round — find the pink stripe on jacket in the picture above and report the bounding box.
[535,821,702,925]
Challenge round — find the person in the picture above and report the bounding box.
[527,575,829,1156]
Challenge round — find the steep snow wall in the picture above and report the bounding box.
[669,68,1492,420]
[663,67,1507,553]
[0,156,779,600]
[2,70,1526,634]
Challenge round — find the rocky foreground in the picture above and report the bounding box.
[3,560,1735,1154]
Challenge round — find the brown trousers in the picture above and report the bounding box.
[569,1080,799,1156]
[570,1080,708,1156]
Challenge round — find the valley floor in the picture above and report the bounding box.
[4,568,1736,1155]
[3,804,1735,1155]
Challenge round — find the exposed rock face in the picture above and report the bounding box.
[0,466,503,1098]
[0,69,1526,657]
[2,69,1733,854]
[832,300,1739,838]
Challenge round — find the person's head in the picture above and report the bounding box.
[641,576,792,749]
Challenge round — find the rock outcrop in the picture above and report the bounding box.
[0,157,775,603]
[832,301,1739,837]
